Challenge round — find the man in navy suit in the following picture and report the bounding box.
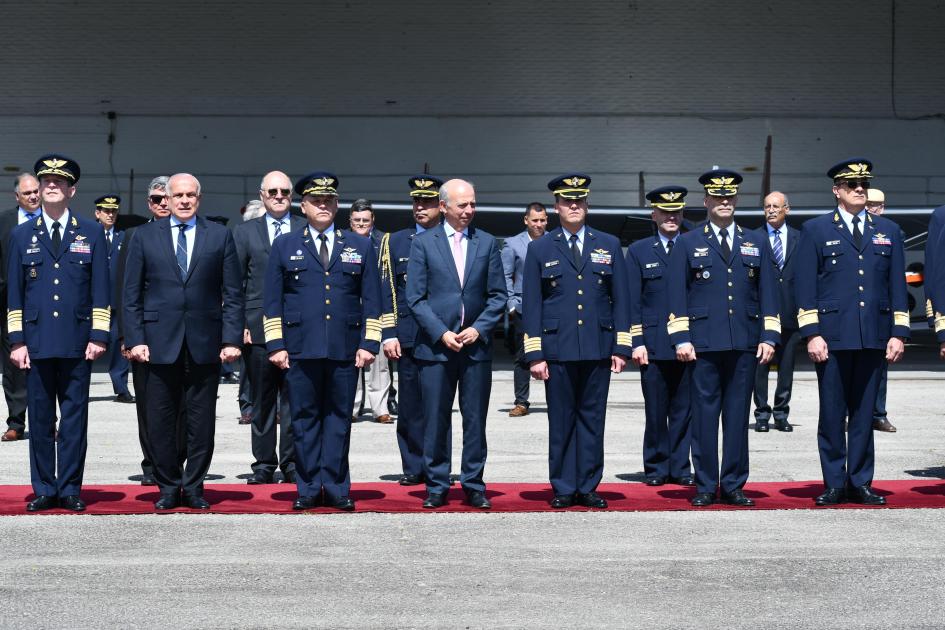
[381,175,444,486]
[500,202,548,417]
[667,169,780,507]
[405,178,507,509]
[94,195,134,404]
[752,192,800,433]
[796,159,909,506]
[233,170,304,485]
[123,173,244,510]
[627,186,693,488]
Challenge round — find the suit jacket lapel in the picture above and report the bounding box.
[832,210,857,251]
[552,229,575,269]
[783,226,798,264]
[256,216,271,254]
[158,219,182,284]
[462,227,480,286]
[183,217,207,284]
[578,229,595,272]
[59,216,82,261]
[703,226,725,264]
[653,236,668,264]
[433,224,462,287]
[300,226,319,263]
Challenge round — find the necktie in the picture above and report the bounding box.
[25,212,37,223]
[176,223,188,280]
[273,219,283,243]
[318,233,329,268]
[852,215,862,248]
[107,231,113,248]
[452,231,465,285]
[666,239,674,256]
[772,228,784,269]
[569,233,581,267]
[719,227,731,261]
[51,221,62,254]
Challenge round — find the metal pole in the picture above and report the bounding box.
[638,171,645,207]
[761,135,772,204]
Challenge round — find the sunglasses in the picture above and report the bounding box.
[840,180,870,190]
[148,195,166,204]
[266,188,291,197]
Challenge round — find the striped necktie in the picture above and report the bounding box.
[772,228,784,269]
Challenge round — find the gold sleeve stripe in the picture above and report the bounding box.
[365,318,383,330]
[92,308,111,332]
[927,299,934,319]
[630,324,643,336]
[380,313,396,328]
[263,316,283,343]
[365,328,382,342]
[893,311,910,327]
[7,309,22,333]
[666,316,689,336]
[523,334,542,353]
[797,308,819,328]
[763,315,781,334]
[934,312,945,333]
[616,332,633,346]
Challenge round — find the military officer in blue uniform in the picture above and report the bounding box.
[925,202,945,359]
[380,175,443,486]
[796,159,909,506]
[522,174,632,509]
[264,172,382,511]
[7,155,110,512]
[666,169,780,507]
[626,186,694,487]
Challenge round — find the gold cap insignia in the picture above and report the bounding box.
[563,177,587,187]
[104,197,117,204]
[660,192,682,202]
[415,179,433,189]
[43,158,67,169]
[711,177,734,187]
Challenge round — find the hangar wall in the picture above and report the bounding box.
[1,0,943,221]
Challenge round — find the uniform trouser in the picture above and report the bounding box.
[245,343,294,477]
[509,314,530,407]
[816,349,884,489]
[395,347,425,478]
[130,360,154,476]
[419,352,490,496]
[1,321,27,433]
[753,327,800,423]
[691,350,756,495]
[355,351,391,416]
[107,323,130,396]
[27,357,91,497]
[873,361,889,420]
[147,347,219,498]
[286,358,358,500]
[640,359,692,481]
[238,361,253,416]
[546,359,611,496]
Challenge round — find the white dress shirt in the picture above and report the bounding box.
[267,213,290,245]
[561,225,586,255]
[837,207,867,236]
[42,209,71,239]
[310,223,336,258]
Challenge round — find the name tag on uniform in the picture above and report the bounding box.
[70,242,91,254]
[872,233,892,246]
[825,240,841,246]
[340,247,362,264]
[544,260,559,268]
[740,245,760,256]
[398,257,409,263]
[645,262,660,269]
[26,246,40,254]
[289,255,305,261]
[590,249,612,264]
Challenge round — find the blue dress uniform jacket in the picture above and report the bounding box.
[263,225,382,502]
[380,228,421,347]
[626,235,692,482]
[795,209,910,490]
[522,226,632,498]
[665,223,780,496]
[924,205,945,341]
[6,213,110,498]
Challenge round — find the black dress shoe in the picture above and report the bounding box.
[114,392,136,404]
[59,495,86,512]
[576,492,608,509]
[872,418,897,433]
[185,496,211,510]
[422,493,447,509]
[670,476,695,487]
[848,485,886,505]
[815,487,846,506]
[720,489,755,507]
[247,472,273,485]
[328,496,355,511]
[644,477,666,486]
[387,399,399,416]
[690,492,716,507]
[550,494,575,508]
[754,422,770,433]
[154,495,181,510]
[466,491,492,509]
[399,474,424,486]
[292,495,321,510]
[140,474,157,486]
[774,418,793,432]
[26,495,58,512]
[282,470,297,484]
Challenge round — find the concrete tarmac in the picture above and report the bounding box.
[1,359,944,628]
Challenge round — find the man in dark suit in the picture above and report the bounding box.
[381,175,444,486]
[123,173,244,510]
[752,191,800,433]
[0,173,41,442]
[233,171,303,485]
[8,155,110,512]
[94,195,134,404]
[626,186,694,488]
[114,177,171,485]
[406,178,507,509]
[926,202,945,360]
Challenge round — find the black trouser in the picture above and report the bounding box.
[1,317,27,433]
[147,346,219,498]
[509,313,530,407]
[245,343,294,477]
[753,327,800,423]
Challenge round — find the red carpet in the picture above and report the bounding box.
[2,480,945,515]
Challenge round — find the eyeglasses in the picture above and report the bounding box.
[148,195,166,204]
[840,180,870,190]
[266,188,291,198]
